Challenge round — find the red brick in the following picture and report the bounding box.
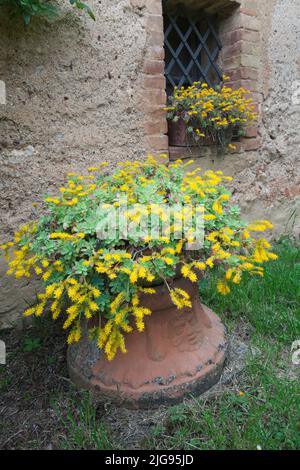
[224,67,259,83]
[241,29,261,44]
[226,80,242,90]
[224,68,242,82]
[169,146,189,161]
[240,7,258,16]
[146,14,163,33]
[147,30,164,47]
[139,102,166,113]
[240,13,260,31]
[223,29,260,46]
[143,88,167,105]
[250,102,260,114]
[222,41,242,57]
[245,125,258,138]
[146,134,169,151]
[242,137,261,151]
[240,79,259,92]
[143,59,164,74]
[246,91,263,103]
[145,0,163,15]
[146,46,165,60]
[241,54,260,69]
[142,75,166,89]
[240,67,259,80]
[144,120,168,134]
[148,106,167,116]
[224,55,241,70]
[223,29,243,46]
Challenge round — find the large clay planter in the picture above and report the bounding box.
[68,278,227,408]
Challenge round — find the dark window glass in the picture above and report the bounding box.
[164,11,223,95]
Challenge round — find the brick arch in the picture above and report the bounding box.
[141,0,262,157]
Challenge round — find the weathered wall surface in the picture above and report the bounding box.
[231,0,300,236]
[0,0,148,240]
[0,0,299,328]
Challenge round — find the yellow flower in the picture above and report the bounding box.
[212,201,223,215]
[24,307,36,317]
[181,265,197,283]
[88,300,99,312]
[34,266,43,275]
[42,271,52,281]
[91,287,101,298]
[163,256,174,266]
[193,261,206,271]
[67,305,79,316]
[175,240,183,253]
[170,288,192,309]
[232,272,242,285]
[217,280,230,295]
[45,197,60,205]
[204,214,217,221]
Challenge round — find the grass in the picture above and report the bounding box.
[146,239,300,450]
[147,356,300,450]
[54,392,113,450]
[199,237,300,344]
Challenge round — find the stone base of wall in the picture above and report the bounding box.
[0,255,41,329]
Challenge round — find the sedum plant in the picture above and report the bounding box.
[1,156,277,361]
[165,77,257,150]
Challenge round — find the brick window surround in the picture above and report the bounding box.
[141,0,262,158]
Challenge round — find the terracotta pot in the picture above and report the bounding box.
[67,277,227,408]
[168,118,190,147]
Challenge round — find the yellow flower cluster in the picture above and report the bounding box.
[170,288,192,309]
[44,168,104,207]
[166,78,257,149]
[1,156,278,362]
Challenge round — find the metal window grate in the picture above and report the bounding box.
[164,11,223,94]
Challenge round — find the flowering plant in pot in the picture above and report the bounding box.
[166,77,257,150]
[1,156,277,404]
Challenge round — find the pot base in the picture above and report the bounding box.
[68,281,227,408]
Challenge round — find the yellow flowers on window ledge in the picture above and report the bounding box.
[165,77,257,150]
[1,155,277,361]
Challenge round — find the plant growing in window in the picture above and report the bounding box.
[165,77,257,150]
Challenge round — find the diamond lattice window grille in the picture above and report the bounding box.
[164,11,223,94]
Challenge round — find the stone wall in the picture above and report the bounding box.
[0,0,148,240]
[0,0,299,328]
[230,0,300,236]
